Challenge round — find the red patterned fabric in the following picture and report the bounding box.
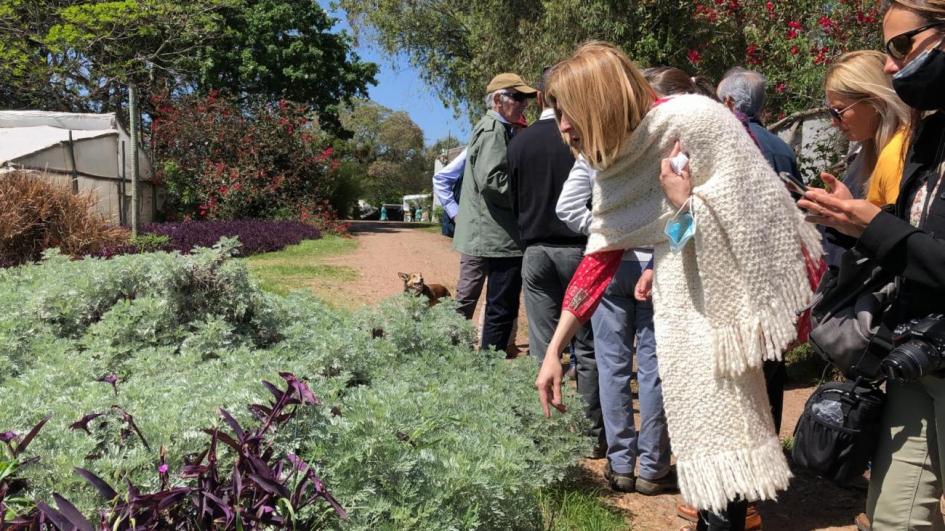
[795,246,827,343]
[562,250,624,322]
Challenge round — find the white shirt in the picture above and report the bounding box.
[432,148,467,220]
[556,156,652,262]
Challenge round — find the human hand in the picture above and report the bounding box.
[535,347,566,417]
[634,268,654,301]
[660,140,691,209]
[797,173,881,237]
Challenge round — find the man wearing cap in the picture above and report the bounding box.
[453,73,535,355]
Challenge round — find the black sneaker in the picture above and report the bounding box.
[603,462,636,493]
[635,466,678,496]
[588,440,608,460]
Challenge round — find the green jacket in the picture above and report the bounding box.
[453,111,523,257]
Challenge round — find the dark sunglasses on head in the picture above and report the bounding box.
[502,91,529,102]
[886,22,945,60]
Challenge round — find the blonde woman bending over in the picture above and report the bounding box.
[825,50,912,205]
[534,42,822,515]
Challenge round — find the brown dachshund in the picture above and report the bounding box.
[398,272,451,306]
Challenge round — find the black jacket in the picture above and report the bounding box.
[507,117,587,248]
[857,111,945,323]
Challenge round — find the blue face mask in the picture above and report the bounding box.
[664,197,696,252]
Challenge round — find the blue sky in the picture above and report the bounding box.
[321,2,471,146]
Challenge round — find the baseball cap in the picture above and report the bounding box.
[486,73,537,95]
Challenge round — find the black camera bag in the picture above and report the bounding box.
[808,248,896,379]
[792,378,885,484]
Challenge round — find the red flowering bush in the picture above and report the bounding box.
[685,0,881,118]
[151,92,351,224]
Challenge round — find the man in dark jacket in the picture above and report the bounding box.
[507,71,604,455]
[718,67,801,182]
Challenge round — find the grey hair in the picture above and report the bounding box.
[484,90,500,111]
[717,67,767,118]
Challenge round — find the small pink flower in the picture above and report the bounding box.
[787,20,802,29]
[765,1,774,11]
[687,49,702,64]
[775,82,786,94]
[790,45,800,55]
[158,463,169,474]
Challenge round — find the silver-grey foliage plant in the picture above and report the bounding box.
[0,240,589,528]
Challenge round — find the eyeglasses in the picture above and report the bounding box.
[885,22,944,60]
[501,91,529,103]
[827,99,869,122]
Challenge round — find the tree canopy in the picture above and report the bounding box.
[339,99,432,204]
[0,0,377,131]
[341,0,882,121]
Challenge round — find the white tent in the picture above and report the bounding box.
[0,110,159,224]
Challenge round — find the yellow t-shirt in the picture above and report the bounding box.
[866,128,909,206]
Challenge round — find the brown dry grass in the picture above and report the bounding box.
[0,171,128,266]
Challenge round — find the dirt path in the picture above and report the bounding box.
[313,223,863,530]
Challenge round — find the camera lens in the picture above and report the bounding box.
[882,340,940,382]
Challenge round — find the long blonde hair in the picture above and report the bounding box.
[545,42,656,169]
[825,50,911,170]
[888,0,945,22]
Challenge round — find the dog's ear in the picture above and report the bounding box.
[398,272,409,281]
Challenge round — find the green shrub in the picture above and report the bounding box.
[129,233,171,253]
[0,248,590,528]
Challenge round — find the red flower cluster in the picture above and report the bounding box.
[746,43,762,65]
[151,91,342,222]
[688,49,702,65]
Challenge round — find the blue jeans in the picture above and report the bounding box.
[591,260,670,479]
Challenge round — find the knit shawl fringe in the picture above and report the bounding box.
[712,217,824,378]
[585,94,823,509]
[678,437,792,512]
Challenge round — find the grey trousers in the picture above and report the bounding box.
[522,245,602,443]
[455,253,486,320]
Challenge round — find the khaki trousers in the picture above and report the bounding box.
[868,376,945,530]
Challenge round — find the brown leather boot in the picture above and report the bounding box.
[676,502,762,529]
[855,512,871,530]
[676,502,698,522]
[745,502,762,530]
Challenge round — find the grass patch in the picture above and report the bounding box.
[785,342,832,386]
[417,223,446,234]
[538,477,630,531]
[245,235,358,296]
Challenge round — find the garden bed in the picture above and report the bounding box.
[0,242,607,529]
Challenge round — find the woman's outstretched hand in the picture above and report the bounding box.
[660,140,692,209]
[535,351,566,417]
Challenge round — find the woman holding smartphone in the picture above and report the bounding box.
[801,2,945,528]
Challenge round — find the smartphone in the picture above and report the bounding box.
[778,171,809,195]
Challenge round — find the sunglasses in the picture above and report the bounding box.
[827,99,868,122]
[885,22,944,60]
[501,91,529,103]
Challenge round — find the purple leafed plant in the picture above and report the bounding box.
[3,373,345,530]
[97,219,322,258]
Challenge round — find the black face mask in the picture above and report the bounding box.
[893,38,945,111]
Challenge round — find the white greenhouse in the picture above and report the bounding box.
[0,110,160,224]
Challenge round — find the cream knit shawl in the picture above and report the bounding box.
[587,94,823,511]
